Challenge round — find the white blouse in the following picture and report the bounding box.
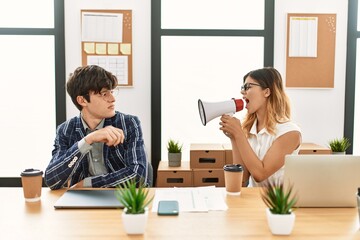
[247,120,301,187]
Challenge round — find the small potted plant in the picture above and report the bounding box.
[328,137,351,154]
[115,178,153,235]
[167,139,182,167]
[260,179,297,235]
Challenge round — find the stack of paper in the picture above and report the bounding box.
[152,186,228,213]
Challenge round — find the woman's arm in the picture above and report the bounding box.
[220,115,301,183]
[230,138,250,186]
[235,131,300,182]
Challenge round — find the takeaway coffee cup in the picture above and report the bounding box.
[357,188,360,224]
[223,164,243,195]
[20,168,43,202]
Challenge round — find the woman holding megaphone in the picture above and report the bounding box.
[219,67,301,187]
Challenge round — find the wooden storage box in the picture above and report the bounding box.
[190,144,225,169]
[299,143,332,154]
[222,143,233,165]
[156,161,193,187]
[193,169,225,187]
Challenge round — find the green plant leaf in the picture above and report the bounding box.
[115,178,154,214]
[260,179,298,214]
[328,137,351,152]
[167,139,182,153]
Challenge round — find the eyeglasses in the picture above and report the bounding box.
[241,82,262,92]
[98,88,119,100]
[83,88,119,101]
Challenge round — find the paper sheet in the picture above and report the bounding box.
[289,16,318,57]
[87,55,128,85]
[152,186,228,213]
[82,12,123,43]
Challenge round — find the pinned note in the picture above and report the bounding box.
[120,43,131,55]
[84,42,95,54]
[108,43,119,55]
[95,43,107,54]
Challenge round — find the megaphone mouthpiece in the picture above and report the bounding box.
[198,98,246,126]
[233,98,247,112]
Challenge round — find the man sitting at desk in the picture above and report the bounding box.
[45,65,149,189]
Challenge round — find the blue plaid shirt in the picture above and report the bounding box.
[45,111,148,189]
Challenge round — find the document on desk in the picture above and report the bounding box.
[152,186,228,213]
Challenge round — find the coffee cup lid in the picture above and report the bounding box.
[20,168,43,177]
[223,164,243,172]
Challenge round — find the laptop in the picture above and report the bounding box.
[54,189,124,209]
[283,154,360,207]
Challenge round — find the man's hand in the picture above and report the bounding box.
[84,126,124,146]
[71,179,85,188]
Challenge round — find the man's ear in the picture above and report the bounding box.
[76,96,88,107]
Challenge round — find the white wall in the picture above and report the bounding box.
[64,0,348,158]
[275,0,348,147]
[64,0,151,155]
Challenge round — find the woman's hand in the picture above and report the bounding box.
[219,115,242,138]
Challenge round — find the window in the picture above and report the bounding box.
[151,0,274,175]
[345,0,359,154]
[0,36,55,176]
[0,0,54,28]
[161,36,263,160]
[161,0,264,29]
[0,0,65,185]
[355,39,360,154]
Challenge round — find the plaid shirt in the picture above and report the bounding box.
[45,111,148,189]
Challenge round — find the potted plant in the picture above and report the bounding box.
[328,137,351,154]
[167,139,182,167]
[260,179,297,235]
[115,178,153,235]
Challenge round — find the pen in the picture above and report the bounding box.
[191,190,196,209]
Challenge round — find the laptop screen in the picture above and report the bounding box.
[283,154,360,207]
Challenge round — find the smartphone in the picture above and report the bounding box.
[157,200,179,216]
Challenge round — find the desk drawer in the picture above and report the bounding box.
[299,143,332,154]
[157,171,193,187]
[193,169,224,187]
[190,144,225,169]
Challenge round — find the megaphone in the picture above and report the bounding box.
[198,98,247,126]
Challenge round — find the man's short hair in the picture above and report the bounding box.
[67,65,118,110]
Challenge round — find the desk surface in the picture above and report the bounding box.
[0,187,359,239]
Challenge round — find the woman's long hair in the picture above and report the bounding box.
[242,67,291,137]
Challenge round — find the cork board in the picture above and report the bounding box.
[286,13,336,88]
[81,10,133,86]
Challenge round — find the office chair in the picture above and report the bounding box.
[147,161,153,187]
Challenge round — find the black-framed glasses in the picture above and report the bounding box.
[241,82,262,92]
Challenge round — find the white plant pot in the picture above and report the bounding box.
[332,151,346,155]
[122,208,149,235]
[266,208,295,235]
